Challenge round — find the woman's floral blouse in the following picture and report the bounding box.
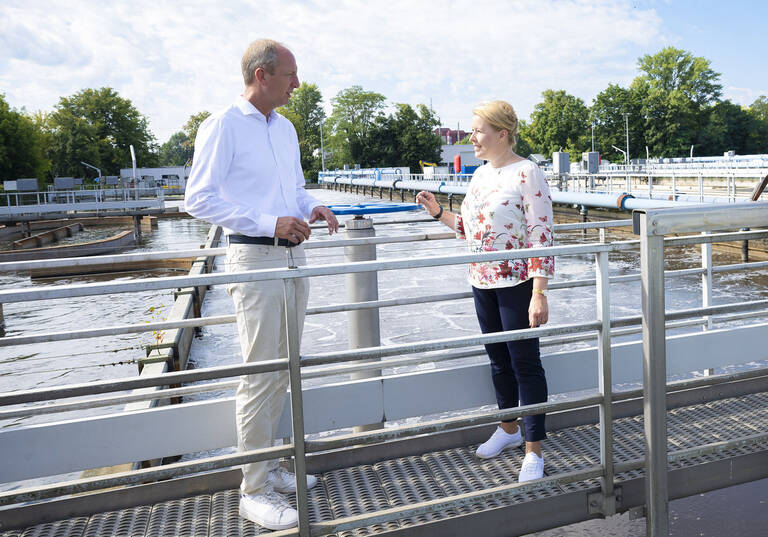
[455,160,554,289]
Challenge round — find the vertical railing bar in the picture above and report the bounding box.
[639,213,670,536]
[701,231,714,376]
[701,232,713,332]
[284,278,310,536]
[595,250,615,513]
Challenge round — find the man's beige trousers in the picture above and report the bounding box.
[226,243,309,495]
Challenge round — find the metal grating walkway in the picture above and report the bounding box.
[4,391,768,537]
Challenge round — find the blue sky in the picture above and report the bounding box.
[645,0,767,106]
[1,0,766,146]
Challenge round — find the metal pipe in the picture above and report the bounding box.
[5,251,767,348]
[0,380,239,420]
[7,311,768,419]
[284,279,310,536]
[0,444,293,507]
[306,395,605,452]
[1,224,762,275]
[595,251,615,513]
[0,243,619,304]
[301,320,603,367]
[0,359,287,406]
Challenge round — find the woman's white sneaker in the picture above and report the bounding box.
[475,426,523,459]
[518,452,544,482]
[239,491,298,530]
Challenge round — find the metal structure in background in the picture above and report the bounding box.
[319,168,768,208]
[0,205,767,535]
[0,187,165,222]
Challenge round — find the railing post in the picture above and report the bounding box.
[671,172,676,199]
[593,250,616,515]
[638,211,669,536]
[283,277,310,537]
[701,232,713,332]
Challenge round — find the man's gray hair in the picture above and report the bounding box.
[241,39,286,85]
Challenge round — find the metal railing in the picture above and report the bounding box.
[1,207,768,535]
[319,168,768,205]
[0,187,165,218]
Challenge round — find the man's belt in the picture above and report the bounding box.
[227,234,301,248]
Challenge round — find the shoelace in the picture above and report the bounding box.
[263,492,292,514]
[272,467,293,483]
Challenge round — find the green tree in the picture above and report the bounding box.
[325,85,386,168]
[749,96,768,122]
[515,121,533,158]
[0,95,51,182]
[390,103,442,171]
[632,47,722,157]
[46,87,157,177]
[158,131,192,166]
[279,82,324,181]
[589,84,643,162]
[526,89,590,159]
[182,111,211,156]
[747,96,768,153]
[345,103,441,171]
[697,100,756,155]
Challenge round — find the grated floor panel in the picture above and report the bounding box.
[4,391,767,537]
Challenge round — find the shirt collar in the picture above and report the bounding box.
[235,95,278,122]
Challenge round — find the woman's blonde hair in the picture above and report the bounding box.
[472,100,519,149]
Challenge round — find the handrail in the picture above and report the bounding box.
[0,220,635,273]
[3,228,768,304]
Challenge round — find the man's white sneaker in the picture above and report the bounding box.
[518,452,544,482]
[239,491,298,530]
[268,466,318,494]
[475,426,523,459]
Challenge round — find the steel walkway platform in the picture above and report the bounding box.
[3,389,767,537]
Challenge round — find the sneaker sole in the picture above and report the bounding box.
[239,504,298,530]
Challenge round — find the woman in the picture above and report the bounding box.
[416,100,554,482]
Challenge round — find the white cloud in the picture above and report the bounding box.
[724,87,767,108]
[0,0,688,150]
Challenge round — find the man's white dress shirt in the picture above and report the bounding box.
[184,96,321,237]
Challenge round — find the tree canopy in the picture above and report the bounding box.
[45,87,157,177]
[279,83,324,181]
[325,85,387,168]
[158,131,191,166]
[525,90,589,159]
[0,95,51,182]
[349,103,442,171]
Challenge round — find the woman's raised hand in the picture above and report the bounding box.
[416,191,440,217]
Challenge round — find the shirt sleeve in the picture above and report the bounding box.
[455,212,466,239]
[520,164,555,278]
[289,121,323,218]
[184,116,278,237]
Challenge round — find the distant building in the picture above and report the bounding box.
[439,145,483,172]
[119,166,190,190]
[434,127,470,145]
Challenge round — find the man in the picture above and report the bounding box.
[184,39,338,530]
